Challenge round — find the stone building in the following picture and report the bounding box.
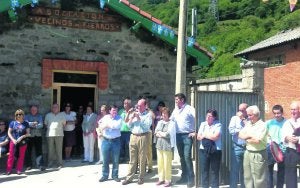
[0,0,212,120]
[235,27,300,119]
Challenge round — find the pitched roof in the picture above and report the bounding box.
[235,27,300,57]
[105,0,212,65]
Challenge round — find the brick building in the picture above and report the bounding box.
[235,27,300,119]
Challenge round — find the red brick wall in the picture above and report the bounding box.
[42,59,108,90]
[264,42,300,119]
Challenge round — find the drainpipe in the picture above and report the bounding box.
[175,0,188,94]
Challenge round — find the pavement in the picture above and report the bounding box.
[0,159,190,188]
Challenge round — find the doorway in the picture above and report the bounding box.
[61,86,95,111]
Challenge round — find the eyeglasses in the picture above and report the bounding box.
[16,114,23,116]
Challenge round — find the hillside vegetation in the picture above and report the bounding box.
[129,0,300,78]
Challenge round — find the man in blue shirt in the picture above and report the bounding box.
[228,103,248,188]
[170,93,195,187]
[98,105,122,182]
[122,98,152,185]
[266,105,286,188]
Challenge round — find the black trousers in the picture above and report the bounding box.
[25,136,44,167]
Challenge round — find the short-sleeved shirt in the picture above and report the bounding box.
[118,108,130,132]
[9,120,29,140]
[198,120,222,150]
[62,111,77,131]
[244,119,267,151]
[44,112,66,137]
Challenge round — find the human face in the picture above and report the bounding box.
[0,122,5,131]
[247,110,259,124]
[273,109,283,121]
[30,106,38,116]
[110,107,118,118]
[52,104,60,114]
[65,104,71,112]
[290,102,300,119]
[239,103,248,117]
[137,99,146,113]
[175,97,184,109]
[100,106,107,116]
[86,106,92,114]
[206,112,215,125]
[162,111,169,121]
[123,99,131,110]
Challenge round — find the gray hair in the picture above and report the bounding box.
[246,105,260,117]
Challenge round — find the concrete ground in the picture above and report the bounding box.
[0,159,191,188]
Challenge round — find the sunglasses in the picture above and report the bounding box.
[16,114,24,116]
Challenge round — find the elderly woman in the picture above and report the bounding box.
[6,109,30,175]
[155,107,176,187]
[197,109,222,188]
[239,105,268,188]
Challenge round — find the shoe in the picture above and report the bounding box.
[57,165,63,169]
[113,177,120,182]
[26,166,31,171]
[95,161,103,165]
[176,178,187,184]
[39,166,46,171]
[81,160,88,163]
[187,181,195,187]
[137,178,144,185]
[17,171,22,175]
[122,179,131,185]
[6,171,11,175]
[147,169,152,173]
[163,182,171,187]
[156,180,165,185]
[99,177,108,182]
[89,162,94,165]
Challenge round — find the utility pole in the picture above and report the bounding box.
[175,0,188,94]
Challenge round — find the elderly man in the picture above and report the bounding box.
[282,101,300,188]
[170,93,195,187]
[24,105,45,171]
[122,98,152,185]
[44,103,66,169]
[239,105,268,188]
[228,103,248,188]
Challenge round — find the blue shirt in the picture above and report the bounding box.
[128,110,152,134]
[228,115,246,145]
[266,118,286,152]
[9,120,29,140]
[100,114,122,139]
[25,113,43,137]
[170,104,195,133]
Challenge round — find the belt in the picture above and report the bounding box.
[177,132,193,135]
[132,132,147,136]
[103,136,120,141]
[234,142,246,148]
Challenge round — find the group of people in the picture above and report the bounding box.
[1,94,300,188]
[229,101,300,188]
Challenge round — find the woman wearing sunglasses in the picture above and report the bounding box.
[6,109,30,175]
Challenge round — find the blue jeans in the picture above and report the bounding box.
[199,149,221,188]
[230,145,245,188]
[102,137,121,178]
[120,132,131,161]
[176,133,195,182]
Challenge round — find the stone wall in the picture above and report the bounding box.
[0,17,177,119]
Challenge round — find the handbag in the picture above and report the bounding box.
[270,141,284,163]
